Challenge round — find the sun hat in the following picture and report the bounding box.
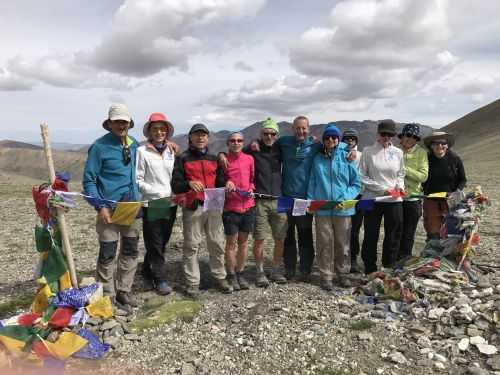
[398,123,421,141]
[143,112,174,138]
[323,123,341,139]
[102,103,134,131]
[341,128,359,142]
[261,117,279,134]
[423,131,455,149]
[189,123,209,135]
[377,119,397,136]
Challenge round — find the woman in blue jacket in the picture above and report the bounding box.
[307,125,361,291]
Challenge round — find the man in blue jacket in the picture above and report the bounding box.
[83,103,141,312]
[307,125,361,290]
[275,115,322,281]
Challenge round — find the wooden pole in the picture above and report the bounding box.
[40,123,79,288]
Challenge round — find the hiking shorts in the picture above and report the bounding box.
[222,208,256,236]
[253,199,288,241]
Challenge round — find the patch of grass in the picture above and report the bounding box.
[131,298,202,332]
[0,294,33,318]
[349,318,375,331]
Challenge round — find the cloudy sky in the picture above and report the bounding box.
[1,0,499,143]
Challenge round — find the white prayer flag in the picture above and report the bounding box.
[203,188,226,212]
[292,199,310,216]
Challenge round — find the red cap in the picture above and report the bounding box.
[149,112,168,123]
[143,112,174,138]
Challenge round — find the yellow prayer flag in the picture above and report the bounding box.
[86,296,113,319]
[0,335,26,353]
[41,332,88,360]
[59,271,72,291]
[340,200,358,209]
[111,202,142,226]
[427,192,448,198]
[32,284,54,314]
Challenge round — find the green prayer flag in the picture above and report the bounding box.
[41,240,68,284]
[35,225,51,252]
[147,197,171,221]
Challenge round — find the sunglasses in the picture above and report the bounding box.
[122,145,131,165]
[343,137,357,141]
[379,132,394,138]
[263,132,277,137]
[432,141,448,146]
[229,139,244,143]
[323,135,339,141]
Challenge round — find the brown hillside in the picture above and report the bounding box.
[0,146,86,181]
[443,99,500,148]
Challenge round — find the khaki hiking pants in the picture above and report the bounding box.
[182,207,226,286]
[315,216,351,281]
[96,216,141,297]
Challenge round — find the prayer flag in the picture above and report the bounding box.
[172,191,197,208]
[203,188,225,212]
[74,329,110,359]
[427,192,448,199]
[292,199,310,216]
[111,202,141,226]
[52,283,99,309]
[32,284,54,314]
[48,307,74,329]
[277,197,294,213]
[41,241,67,284]
[32,332,88,360]
[35,226,52,252]
[339,200,358,209]
[147,197,171,221]
[85,296,113,319]
[357,199,375,211]
[308,200,327,212]
[0,326,35,353]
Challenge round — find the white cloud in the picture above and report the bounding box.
[0,68,35,91]
[234,61,254,72]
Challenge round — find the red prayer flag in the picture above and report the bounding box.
[308,200,327,212]
[48,307,74,329]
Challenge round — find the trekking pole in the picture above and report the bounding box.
[40,123,79,288]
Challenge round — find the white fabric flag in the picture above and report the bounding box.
[292,199,310,216]
[203,188,226,212]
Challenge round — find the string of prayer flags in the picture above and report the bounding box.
[308,200,327,212]
[172,191,197,208]
[277,197,294,213]
[147,197,171,221]
[111,202,142,225]
[203,188,226,212]
[339,200,358,209]
[292,199,310,216]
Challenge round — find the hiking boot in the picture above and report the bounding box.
[284,268,296,281]
[320,279,334,292]
[298,271,311,283]
[236,272,250,290]
[116,291,139,308]
[114,301,132,316]
[337,277,352,288]
[155,280,172,296]
[215,278,234,294]
[226,273,240,291]
[185,285,201,299]
[270,265,287,284]
[255,272,270,288]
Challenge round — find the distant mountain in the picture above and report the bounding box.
[442,99,500,164]
[31,141,89,152]
[0,140,42,150]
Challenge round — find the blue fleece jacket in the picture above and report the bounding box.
[276,135,323,199]
[307,145,361,216]
[82,132,139,208]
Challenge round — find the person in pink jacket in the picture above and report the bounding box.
[223,132,256,291]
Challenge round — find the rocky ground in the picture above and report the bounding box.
[0,163,499,375]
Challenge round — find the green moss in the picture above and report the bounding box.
[131,298,202,332]
[349,318,375,331]
[0,294,33,318]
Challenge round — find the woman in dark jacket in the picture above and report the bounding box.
[422,131,466,239]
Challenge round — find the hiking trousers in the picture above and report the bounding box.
[96,216,141,297]
[182,206,226,287]
[284,212,314,275]
[315,216,351,280]
[142,206,178,282]
[361,202,402,273]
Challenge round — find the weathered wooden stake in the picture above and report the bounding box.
[40,123,79,288]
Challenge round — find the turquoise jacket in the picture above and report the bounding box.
[276,135,323,199]
[307,146,361,216]
[82,132,140,208]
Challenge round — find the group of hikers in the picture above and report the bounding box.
[82,103,466,312]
